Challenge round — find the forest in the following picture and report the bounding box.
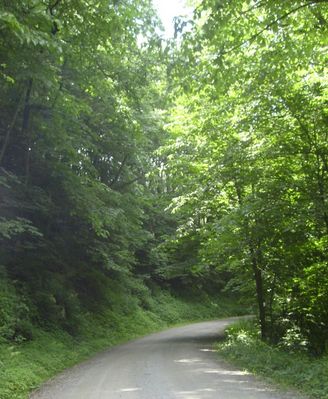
[0,0,327,398]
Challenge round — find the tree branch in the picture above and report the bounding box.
[49,0,61,15]
[219,0,328,57]
[109,154,129,188]
[116,176,141,189]
[235,0,268,23]
[49,0,61,35]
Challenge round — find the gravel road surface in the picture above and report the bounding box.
[30,317,304,399]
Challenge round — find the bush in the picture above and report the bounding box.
[0,267,33,342]
[216,320,328,399]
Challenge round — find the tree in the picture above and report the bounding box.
[162,0,328,347]
[0,0,168,335]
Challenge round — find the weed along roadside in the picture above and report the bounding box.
[0,293,246,399]
[216,320,328,399]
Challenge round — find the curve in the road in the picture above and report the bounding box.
[30,317,305,399]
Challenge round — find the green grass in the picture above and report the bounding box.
[0,291,245,399]
[216,320,328,399]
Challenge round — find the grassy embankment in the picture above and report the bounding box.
[216,320,328,399]
[0,290,245,399]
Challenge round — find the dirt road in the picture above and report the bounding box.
[30,318,304,399]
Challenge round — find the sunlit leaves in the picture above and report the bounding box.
[163,0,328,348]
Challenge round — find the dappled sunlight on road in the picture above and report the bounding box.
[172,354,279,398]
[175,358,207,365]
[30,319,302,399]
[174,388,216,399]
[199,348,217,352]
[201,369,250,375]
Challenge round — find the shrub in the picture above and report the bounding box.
[0,267,33,342]
[217,320,328,399]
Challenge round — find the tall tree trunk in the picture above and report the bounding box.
[316,154,328,235]
[0,89,25,166]
[251,253,267,340]
[234,179,267,340]
[22,79,33,183]
[268,274,277,342]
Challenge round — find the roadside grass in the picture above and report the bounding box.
[216,320,328,399]
[0,309,163,399]
[0,291,246,399]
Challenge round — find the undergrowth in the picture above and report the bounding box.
[216,320,328,399]
[0,290,244,399]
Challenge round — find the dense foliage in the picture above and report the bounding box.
[163,0,328,353]
[217,320,328,398]
[0,0,174,341]
[0,0,327,384]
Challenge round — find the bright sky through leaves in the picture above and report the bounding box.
[153,0,193,38]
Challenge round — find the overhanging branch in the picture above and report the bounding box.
[219,0,328,57]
